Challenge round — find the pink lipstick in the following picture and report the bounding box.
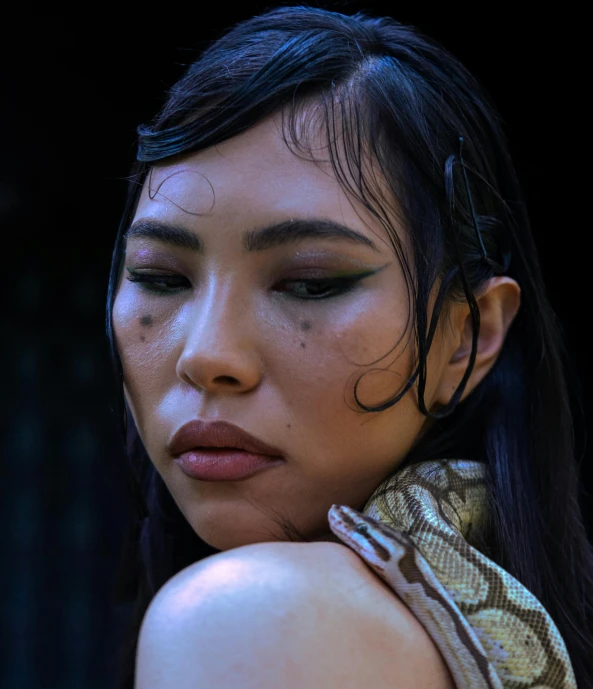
[174,449,284,481]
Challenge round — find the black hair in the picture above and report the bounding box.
[105,6,593,688]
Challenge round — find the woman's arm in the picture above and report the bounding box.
[135,541,454,689]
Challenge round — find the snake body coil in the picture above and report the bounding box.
[328,459,576,689]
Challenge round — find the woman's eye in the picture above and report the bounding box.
[126,271,190,293]
[276,274,371,300]
[125,269,374,299]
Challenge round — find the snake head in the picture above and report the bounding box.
[328,504,413,574]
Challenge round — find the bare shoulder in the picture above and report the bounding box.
[136,541,454,689]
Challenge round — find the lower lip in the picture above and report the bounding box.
[174,449,285,481]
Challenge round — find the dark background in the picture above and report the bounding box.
[2,3,590,688]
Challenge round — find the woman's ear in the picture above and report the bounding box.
[432,276,521,406]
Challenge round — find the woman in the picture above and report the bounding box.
[107,6,593,688]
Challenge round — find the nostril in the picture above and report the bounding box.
[214,375,239,385]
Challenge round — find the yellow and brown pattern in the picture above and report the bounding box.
[328,459,576,689]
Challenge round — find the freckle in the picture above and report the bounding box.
[300,320,312,331]
[286,423,291,429]
[300,342,306,348]
[140,315,153,326]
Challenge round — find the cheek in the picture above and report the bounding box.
[314,293,414,404]
[276,294,416,440]
[111,288,176,406]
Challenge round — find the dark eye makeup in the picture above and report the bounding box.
[124,268,380,301]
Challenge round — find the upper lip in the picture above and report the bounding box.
[168,420,284,458]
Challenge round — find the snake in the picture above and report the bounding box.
[327,459,577,689]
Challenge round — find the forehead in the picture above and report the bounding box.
[134,112,396,250]
[136,114,336,214]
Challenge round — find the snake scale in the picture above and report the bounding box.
[327,459,577,689]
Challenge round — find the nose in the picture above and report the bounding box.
[175,283,263,394]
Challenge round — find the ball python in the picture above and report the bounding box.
[327,459,576,689]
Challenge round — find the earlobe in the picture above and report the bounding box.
[434,277,521,406]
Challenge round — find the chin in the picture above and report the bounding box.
[189,514,287,552]
[197,528,283,552]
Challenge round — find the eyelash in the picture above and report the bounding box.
[125,271,371,300]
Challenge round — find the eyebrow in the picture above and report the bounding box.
[123,218,380,253]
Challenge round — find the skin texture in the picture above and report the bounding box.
[112,113,520,553]
[113,112,520,686]
[135,541,456,689]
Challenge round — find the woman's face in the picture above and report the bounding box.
[112,114,454,550]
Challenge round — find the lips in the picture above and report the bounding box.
[168,419,283,458]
